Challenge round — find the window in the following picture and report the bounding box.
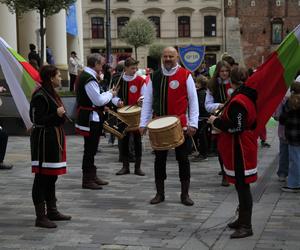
[271,21,283,44]
[148,16,160,38]
[204,15,216,37]
[91,17,104,39]
[178,16,190,37]
[117,16,129,37]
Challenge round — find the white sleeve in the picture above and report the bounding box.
[112,96,120,106]
[186,74,199,128]
[85,81,113,107]
[205,90,220,113]
[139,80,153,127]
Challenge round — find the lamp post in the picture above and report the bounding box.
[105,0,111,64]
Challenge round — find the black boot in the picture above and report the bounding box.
[228,206,241,229]
[35,202,57,228]
[93,167,109,185]
[150,180,165,204]
[116,161,130,175]
[180,180,194,206]
[82,172,103,190]
[134,158,145,176]
[230,210,253,238]
[46,199,72,221]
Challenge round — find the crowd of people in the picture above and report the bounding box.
[1,44,299,240]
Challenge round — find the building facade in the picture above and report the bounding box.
[225,0,300,68]
[0,1,84,84]
[82,0,226,68]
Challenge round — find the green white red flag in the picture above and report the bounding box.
[246,24,300,136]
[0,37,40,129]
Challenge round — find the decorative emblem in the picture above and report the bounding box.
[178,45,205,72]
[227,88,234,96]
[129,85,137,93]
[169,80,180,90]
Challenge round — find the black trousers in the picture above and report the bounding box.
[0,127,8,162]
[194,120,209,157]
[154,138,190,181]
[82,121,102,173]
[234,136,253,227]
[69,74,77,92]
[120,132,142,161]
[32,174,58,205]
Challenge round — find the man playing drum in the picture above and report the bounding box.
[113,57,146,176]
[140,47,199,206]
[76,53,123,190]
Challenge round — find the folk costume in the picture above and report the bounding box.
[213,85,258,238]
[30,86,71,228]
[140,64,199,206]
[114,73,146,176]
[76,67,120,189]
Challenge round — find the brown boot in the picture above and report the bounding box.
[35,202,57,228]
[82,172,103,190]
[94,167,109,185]
[230,226,253,238]
[116,161,130,175]
[150,180,165,204]
[134,158,145,176]
[46,199,72,221]
[180,180,194,206]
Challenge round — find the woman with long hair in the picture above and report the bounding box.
[205,60,232,186]
[30,65,71,228]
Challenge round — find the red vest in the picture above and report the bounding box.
[218,93,258,184]
[126,75,145,105]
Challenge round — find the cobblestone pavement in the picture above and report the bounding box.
[0,127,299,250]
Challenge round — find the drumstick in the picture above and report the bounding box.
[190,136,199,154]
[114,71,124,90]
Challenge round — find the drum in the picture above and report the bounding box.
[103,110,128,139]
[147,116,185,150]
[118,105,141,131]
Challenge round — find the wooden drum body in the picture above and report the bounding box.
[118,105,141,131]
[147,116,185,151]
[103,110,128,139]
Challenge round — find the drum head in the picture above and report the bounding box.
[118,105,141,114]
[148,116,178,129]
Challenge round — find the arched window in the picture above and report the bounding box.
[148,16,160,38]
[178,16,190,37]
[91,17,104,39]
[271,19,283,44]
[117,16,129,37]
[204,15,216,37]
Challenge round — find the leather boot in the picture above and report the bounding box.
[82,172,103,190]
[116,161,130,175]
[93,167,109,185]
[228,206,241,229]
[46,199,72,221]
[150,180,165,204]
[230,210,253,238]
[134,158,145,176]
[180,180,194,206]
[35,202,57,228]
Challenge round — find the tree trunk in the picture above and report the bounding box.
[39,9,45,66]
[134,46,138,60]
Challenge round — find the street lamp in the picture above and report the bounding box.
[105,0,112,64]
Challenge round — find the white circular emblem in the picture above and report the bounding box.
[227,88,234,96]
[169,80,179,90]
[129,85,137,93]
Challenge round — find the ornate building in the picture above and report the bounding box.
[82,0,226,68]
[225,0,300,68]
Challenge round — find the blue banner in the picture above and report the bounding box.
[66,4,78,36]
[178,45,205,72]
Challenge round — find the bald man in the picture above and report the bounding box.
[140,47,199,206]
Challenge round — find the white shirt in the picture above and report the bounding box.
[68,56,82,75]
[140,65,199,128]
[84,67,120,122]
[205,90,220,113]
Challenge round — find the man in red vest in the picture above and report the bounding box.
[139,47,199,206]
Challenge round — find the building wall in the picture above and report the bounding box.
[225,0,300,68]
[82,0,225,68]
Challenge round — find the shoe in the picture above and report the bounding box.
[180,180,194,206]
[191,154,208,162]
[228,219,240,229]
[230,227,253,239]
[35,202,57,228]
[281,186,300,193]
[261,141,271,148]
[278,175,287,182]
[150,180,165,204]
[94,176,109,185]
[221,178,230,187]
[46,199,72,221]
[218,171,222,176]
[0,162,13,170]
